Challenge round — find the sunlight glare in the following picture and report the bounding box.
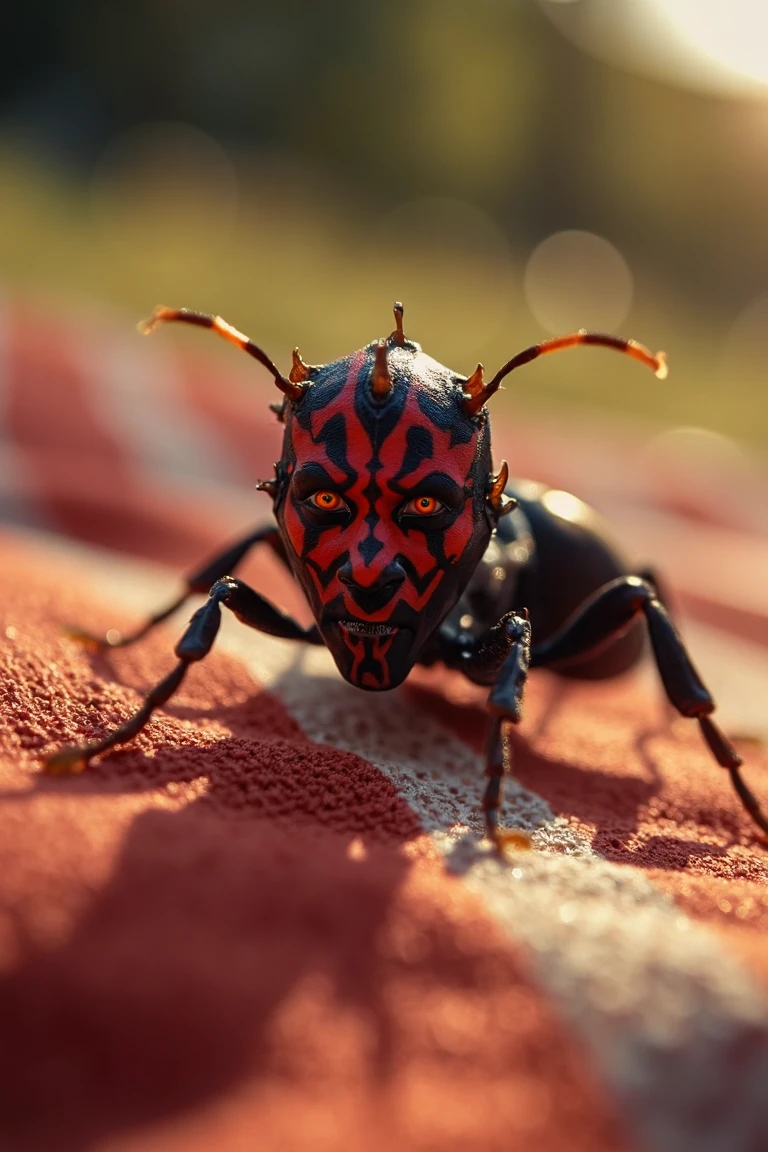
[538,0,768,96]
[649,0,768,86]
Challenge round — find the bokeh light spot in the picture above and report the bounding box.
[524,230,634,335]
[541,489,591,526]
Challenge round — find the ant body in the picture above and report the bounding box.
[44,303,767,847]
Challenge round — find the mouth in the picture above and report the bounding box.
[338,620,400,637]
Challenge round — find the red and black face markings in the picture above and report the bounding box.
[275,341,493,689]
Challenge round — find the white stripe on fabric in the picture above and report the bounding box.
[70,304,253,492]
[223,630,768,1152]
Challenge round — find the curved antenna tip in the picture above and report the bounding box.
[654,351,668,380]
[135,304,303,401]
[478,329,670,415]
[138,305,174,335]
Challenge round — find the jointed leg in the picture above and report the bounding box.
[66,525,287,651]
[481,614,533,851]
[44,576,320,774]
[531,576,768,838]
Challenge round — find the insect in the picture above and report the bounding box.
[44,302,768,848]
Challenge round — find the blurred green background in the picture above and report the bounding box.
[2,0,767,450]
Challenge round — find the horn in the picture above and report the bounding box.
[488,460,509,510]
[463,330,667,417]
[256,459,282,498]
[488,460,517,519]
[140,306,305,402]
[390,301,405,346]
[463,363,484,402]
[370,340,393,401]
[255,477,280,498]
[290,348,321,384]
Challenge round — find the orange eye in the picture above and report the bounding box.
[404,495,442,516]
[309,490,343,511]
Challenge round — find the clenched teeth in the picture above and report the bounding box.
[339,620,397,637]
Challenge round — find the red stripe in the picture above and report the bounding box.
[6,304,139,530]
[678,590,768,652]
[6,304,133,467]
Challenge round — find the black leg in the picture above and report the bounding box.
[531,576,768,839]
[44,576,320,774]
[65,524,287,651]
[481,614,533,852]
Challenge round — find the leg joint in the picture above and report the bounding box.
[209,576,238,604]
[624,575,657,612]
